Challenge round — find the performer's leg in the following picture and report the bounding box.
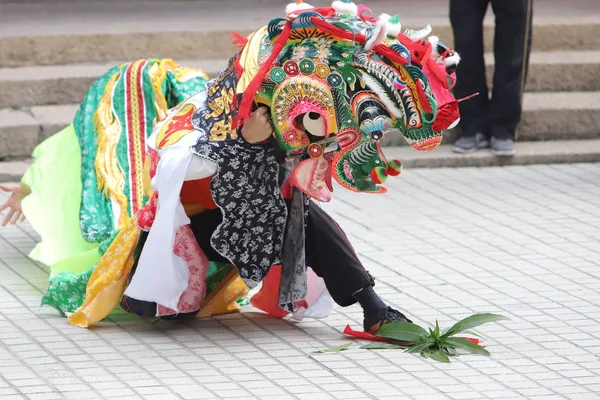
[304,202,370,306]
[305,203,411,331]
[188,209,230,263]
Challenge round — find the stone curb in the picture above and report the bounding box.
[3,140,599,182]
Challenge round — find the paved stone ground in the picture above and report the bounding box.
[1,163,600,400]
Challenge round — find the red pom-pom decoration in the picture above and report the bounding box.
[370,166,388,184]
[387,159,402,176]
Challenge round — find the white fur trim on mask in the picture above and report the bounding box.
[361,73,404,118]
[428,36,440,57]
[386,23,402,38]
[365,14,389,50]
[286,2,314,14]
[444,52,461,67]
[385,16,402,37]
[332,1,358,15]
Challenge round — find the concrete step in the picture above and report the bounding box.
[2,23,599,69]
[2,140,599,182]
[0,105,78,159]
[2,0,600,70]
[0,60,222,109]
[2,52,599,109]
[2,91,600,158]
[487,51,600,94]
[1,92,599,159]
[2,1,599,68]
[0,159,31,183]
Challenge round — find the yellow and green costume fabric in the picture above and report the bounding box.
[22,59,245,317]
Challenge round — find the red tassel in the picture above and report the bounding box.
[343,325,388,342]
[233,57,244,78]
[457,92,479,102]
[374,43,410,66]
[306,7,336,18]
[312,16,367,43]
[426,58,449,89]
[230,32,248,50]
[312,17,410,65]
[237,21,293,121]
[432,101,460,132]
[344,324,484,347]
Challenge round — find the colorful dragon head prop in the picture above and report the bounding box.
[193,0,460,201]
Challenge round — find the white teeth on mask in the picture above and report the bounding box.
[361,73,404,118]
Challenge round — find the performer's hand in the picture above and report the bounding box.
[241,107,273,144]
[0,183,30,226]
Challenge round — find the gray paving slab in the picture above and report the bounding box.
[1,163,600,399]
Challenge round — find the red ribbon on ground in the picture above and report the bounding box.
[343,325,481,345]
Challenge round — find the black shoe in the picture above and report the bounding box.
[364,306,412,333]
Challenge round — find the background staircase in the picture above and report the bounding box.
[1,0,599,180]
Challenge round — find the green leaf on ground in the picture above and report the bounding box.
[376,322,428,342]
[360,343,409,350]
[442,345,458,356]
[444,337,490,356]
[406,338,436,354]
[443,313,509,337]
[425,348,451,363]
[315,342,353,353]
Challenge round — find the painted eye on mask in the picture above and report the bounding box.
[355,97,392,141]
[293,112,328,139]
[303,112,327,137]
[369,131,384,141]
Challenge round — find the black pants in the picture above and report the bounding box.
[189,202,372,307]
[450,0,533,139]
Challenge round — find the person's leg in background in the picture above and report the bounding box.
[304,203,412,332]
[450,0,492,153]
[488,0,533,156]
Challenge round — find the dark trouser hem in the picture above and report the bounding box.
[489,126,513,140]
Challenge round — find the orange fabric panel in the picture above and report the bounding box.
[180,176,218,210]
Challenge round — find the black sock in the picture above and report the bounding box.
[352,285,387,319]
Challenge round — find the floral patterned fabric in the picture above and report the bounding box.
[41,266,95,315]
[73,66,120,245]
[156,225,210,317]
[191,137,287,289]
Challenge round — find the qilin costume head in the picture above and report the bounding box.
[194,0,461,201]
